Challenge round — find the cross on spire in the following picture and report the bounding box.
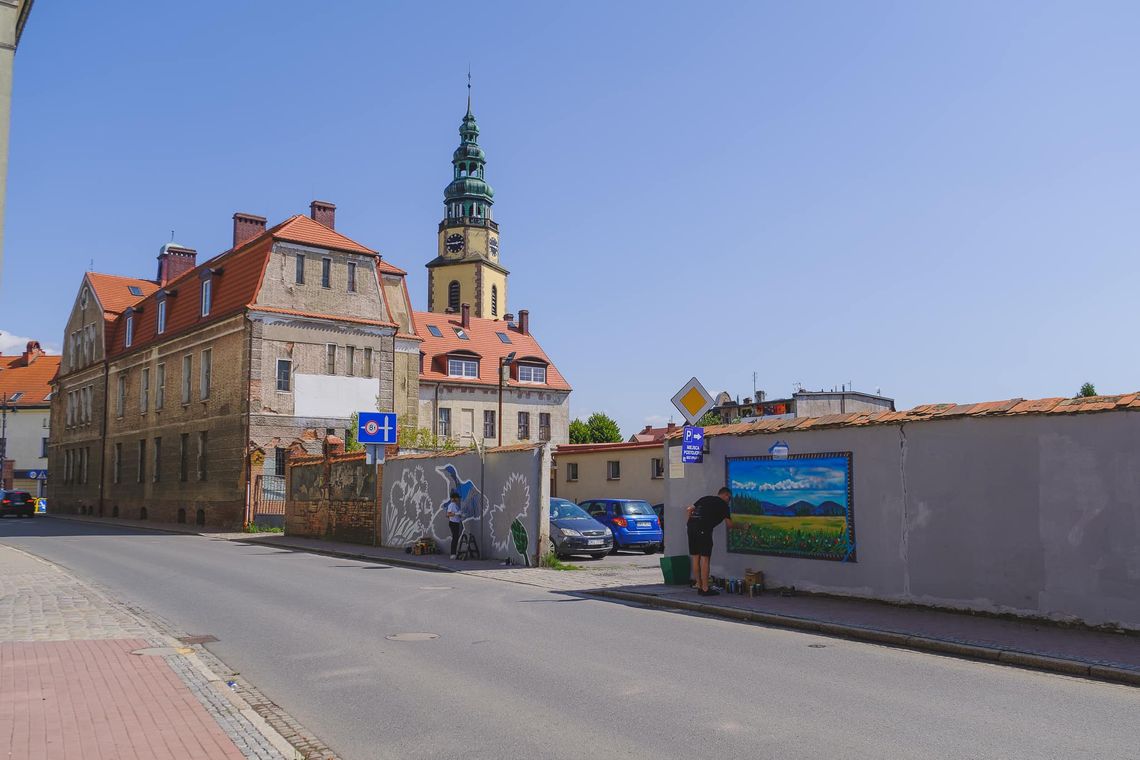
[466,66,472,115]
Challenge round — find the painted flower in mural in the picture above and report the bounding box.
[510,518,529,559]
[488,471,530,557]
[386,466,440,545]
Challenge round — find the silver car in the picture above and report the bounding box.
[549,498,612,559]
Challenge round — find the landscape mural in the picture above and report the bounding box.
[726,453,856,561]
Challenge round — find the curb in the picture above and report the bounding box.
[590,588,1140,688]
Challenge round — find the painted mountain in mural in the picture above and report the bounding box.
[750,499,845,517]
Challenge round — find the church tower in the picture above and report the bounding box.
[426,89,509,319]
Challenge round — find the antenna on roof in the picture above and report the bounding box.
[170,230,175,242]
[88,258,93,271]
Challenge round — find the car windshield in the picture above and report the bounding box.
[6,492,30,503]
[550,500,591,520]
[620,501,655,516]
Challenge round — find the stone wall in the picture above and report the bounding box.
[664,410,1140,630]
[284,452,381,545]
[381,443,550,565]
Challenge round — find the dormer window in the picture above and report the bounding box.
[200,278,212,317]
[447,357,478,378]
[125,313,134,347]
[157,299,167,334]
[518,364,547,384]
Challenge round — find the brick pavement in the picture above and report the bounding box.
[0,545,297,760]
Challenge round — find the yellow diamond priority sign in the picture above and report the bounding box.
[671,377,715,425]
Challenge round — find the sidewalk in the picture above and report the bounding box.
[592,582,1140,687]
[0,543,329,760]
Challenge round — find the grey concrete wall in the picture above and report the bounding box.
[382,445,550,565]
[664,411,1140,630]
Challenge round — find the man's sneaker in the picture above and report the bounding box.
[450,554,457,559]
[698,588,721,596]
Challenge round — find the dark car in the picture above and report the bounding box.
[549,498,613,559]
[580,499,663,554]
[0,490,36,518]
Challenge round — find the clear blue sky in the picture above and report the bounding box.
[3,1,1138,435]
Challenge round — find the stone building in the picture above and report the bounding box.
[0,340,56,494]
[552,441,666,506]
[710,388,895,423]
[50,203,419,528]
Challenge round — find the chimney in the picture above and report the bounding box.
[518,309,529,336]
[310,200,336,230]
[233,213,267,248]
[460,303,471,329]
[22,341,43,365]
[156,243,198,286]
[666,422,677,432]
[642,424,652,434]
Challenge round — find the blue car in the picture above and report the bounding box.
[579,499,663,554]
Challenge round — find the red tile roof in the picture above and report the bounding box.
[628,423,679,443]
[554,441,663,455]
[666,393,1140,440]
[0,352,60,407]
[376,259,407,275]
[272,215,377,256]
[413,311,571,391]
[85,272,158,315]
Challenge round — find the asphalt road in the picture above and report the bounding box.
[3,517,1138,760]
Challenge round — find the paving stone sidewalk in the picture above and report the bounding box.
[0,544,320,760]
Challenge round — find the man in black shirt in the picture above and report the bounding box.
[686,487,734,596]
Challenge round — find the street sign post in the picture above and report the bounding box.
[358,412,398,465]
[681,426,704,464]
[671,377,715,426]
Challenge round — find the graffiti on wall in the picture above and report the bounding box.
[383,450,541,564]
[726,452,856,562]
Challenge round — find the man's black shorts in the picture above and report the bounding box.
[687,520,713,557]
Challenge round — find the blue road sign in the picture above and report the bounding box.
[358,412,398,444]
[681,425,704,464]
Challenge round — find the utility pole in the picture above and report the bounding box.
[0,393,11,489]
[497,352,516,447]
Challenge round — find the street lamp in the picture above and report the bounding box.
[497,351,516,448]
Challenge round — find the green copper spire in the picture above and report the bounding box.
[444,78,494,221]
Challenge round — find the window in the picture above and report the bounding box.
[113,443,122,484]
[197,431,208,481]
[182,354,192,403]
[137,439,146,483]
[150,365,163,411]
[496,332,512,344]
[607,460,621,480]
[347,262,357,292]
[518,365,546,384]
[116,374,126,417]
[81,287,89,308]
[179,433,189,482]
[274,447,286,477]
[651,458,665,479]
[64,450,71,483]
[539,413,551,441]
[427,325,443,338]
[325,344,337,374]
[10,391,22,402]
[321,257,331,288]
[448,281,460,311]
[140,367,149,413]
[483,410,496,439]
[83,386,91,423]
[295,254,305,284]
[346,346,355,376]
[448,358,478,378]
[453,327,469,340]
[199,349,212,400]
[363,348,373,377]
[200,279,212,317]
[517,411,530,440]
[566,462,579,482]
[153,438,162,482]
[157,300,167,333]
[276,359,291,391]
[437,408,451,439]
[128,285,143,296]
[81,447,89,484]
[491,285,498,317]
[125,315,134,347]
[66,392,74,426]
[41,437,48,458]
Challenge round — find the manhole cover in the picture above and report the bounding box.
[808,644,827,649]
[178,634,219,645]
[419,586,454,590]
[131,646,195,657]
[386,632,440,641]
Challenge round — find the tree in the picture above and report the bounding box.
[568,413,623,444]
[397,425,462,452]
[697,410,722,427]
[1078,382,1097,398]
[344,412,364,452]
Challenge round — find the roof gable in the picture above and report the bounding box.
[272,215,376,256]
[86,272,158,315]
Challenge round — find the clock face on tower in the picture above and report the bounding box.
[489,236,499,257]
[445,233,464,254]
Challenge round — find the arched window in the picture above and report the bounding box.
[491,285,498,317]
[448,281,460,311]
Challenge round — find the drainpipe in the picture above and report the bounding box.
[243,316,254,529]
[97,359,109,515]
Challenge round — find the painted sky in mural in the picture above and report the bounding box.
[728,456,849,510]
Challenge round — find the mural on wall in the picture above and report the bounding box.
[726,452,856,562]
[383,449,542,564]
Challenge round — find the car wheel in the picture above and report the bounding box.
[610,543,620,555]
[642,545,657,555]
[589,553,607,560]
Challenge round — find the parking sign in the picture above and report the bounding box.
[681,425,704,464]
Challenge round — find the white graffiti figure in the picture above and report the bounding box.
[385,466,441,546]
[490,471,531,563]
